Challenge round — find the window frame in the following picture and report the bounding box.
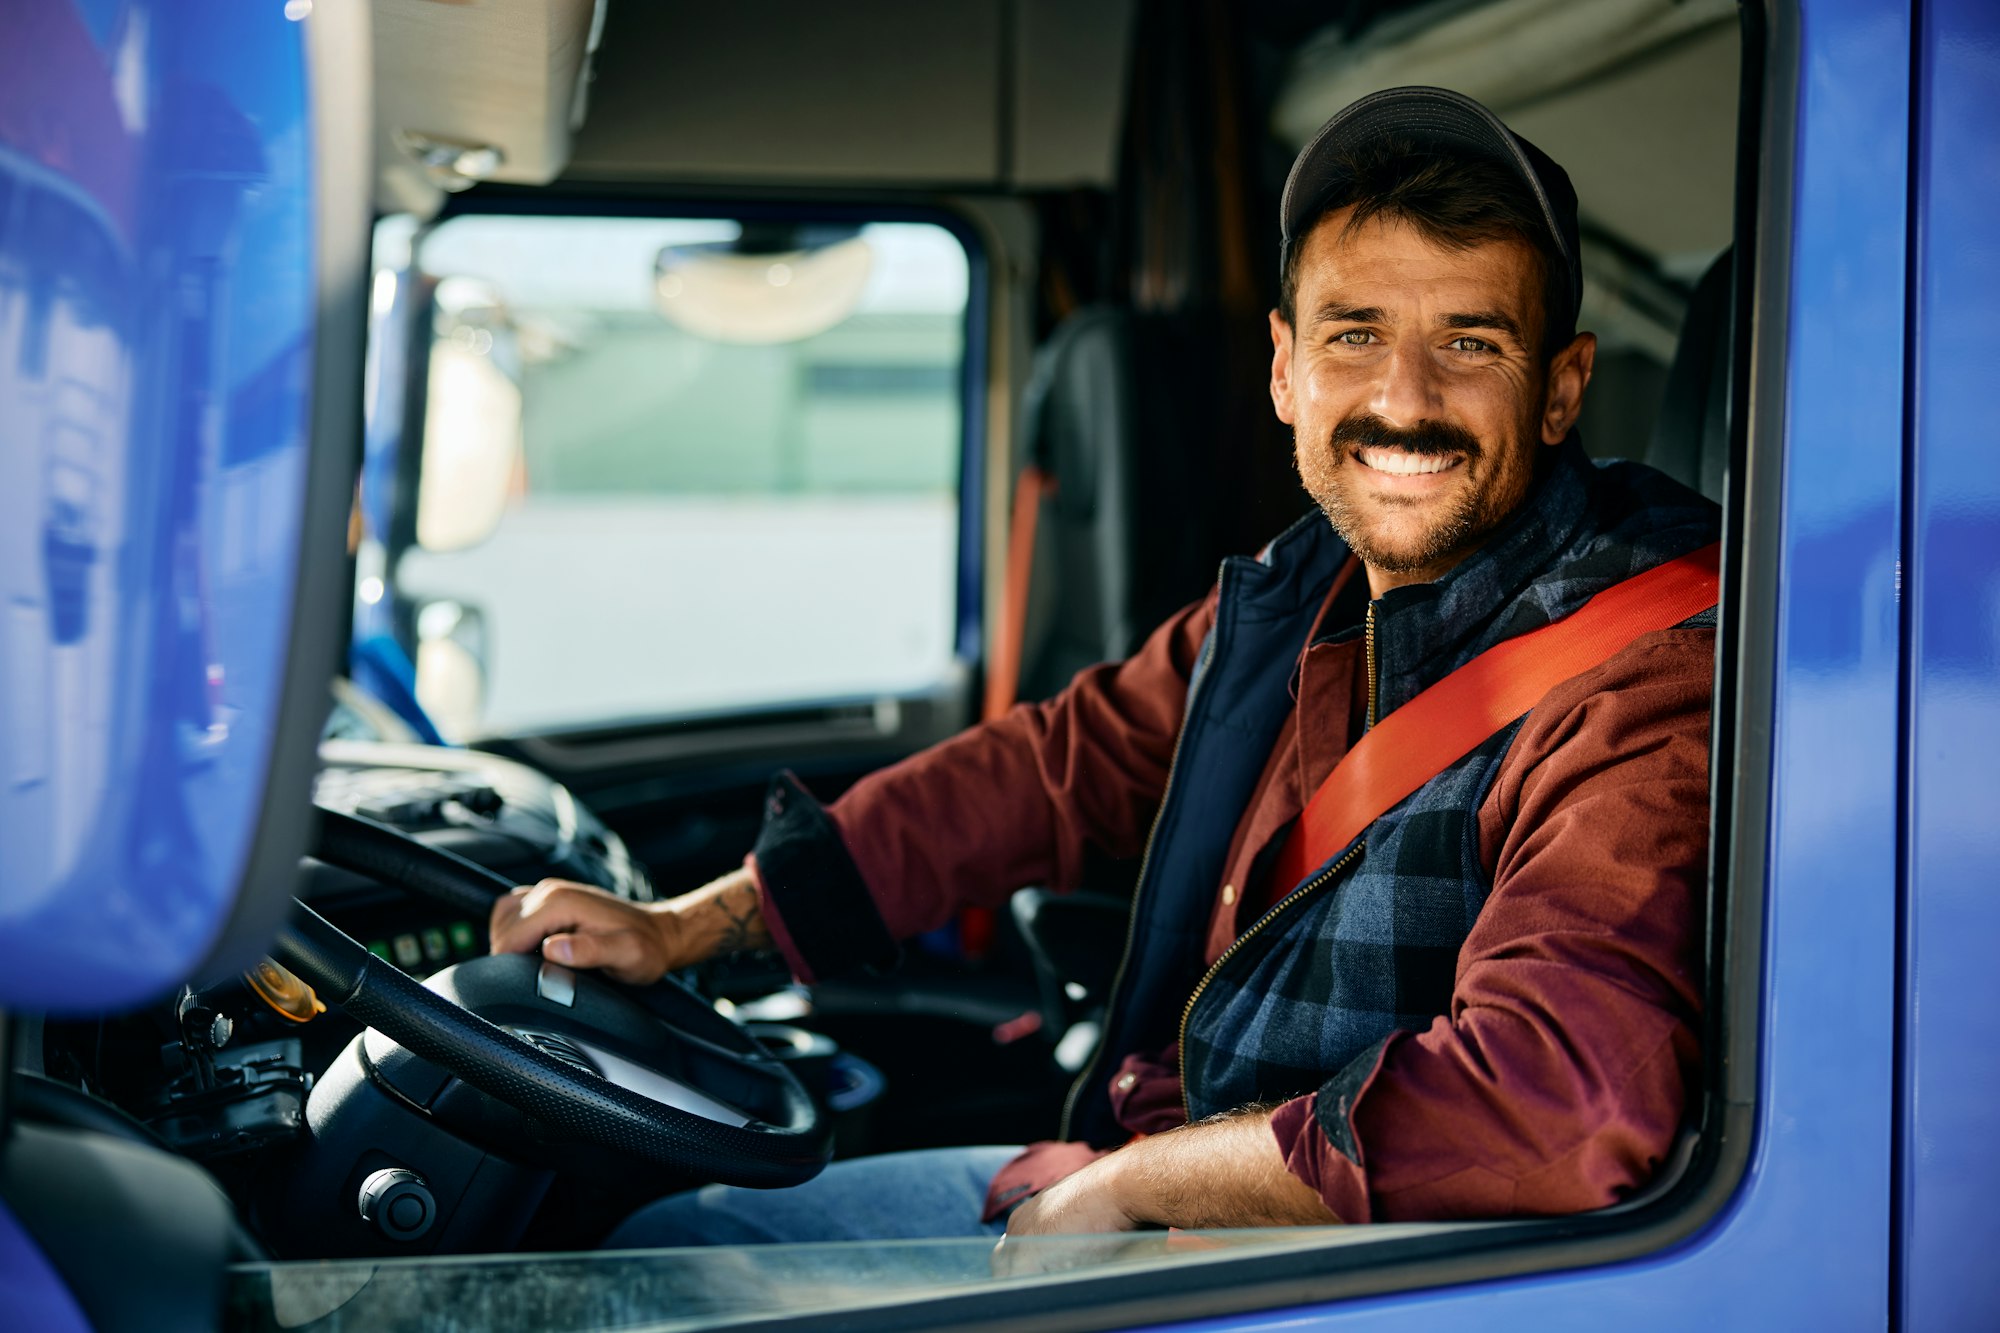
[315,0,1794,1319]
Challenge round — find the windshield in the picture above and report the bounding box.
[373,213,973,738]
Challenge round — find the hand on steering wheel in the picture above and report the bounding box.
[488,869,765,986]
[272,807,830,1192]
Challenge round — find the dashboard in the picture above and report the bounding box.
[307,739,654,978]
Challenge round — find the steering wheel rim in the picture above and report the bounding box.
[273,807,831,1190]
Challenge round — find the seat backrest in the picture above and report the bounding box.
[1645,248,1734,503]
[1013,305,1223,703]
[1014,307,1141,703]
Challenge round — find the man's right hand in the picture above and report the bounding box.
[487,866,770,987]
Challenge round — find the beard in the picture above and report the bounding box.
[1298,412,1531,576]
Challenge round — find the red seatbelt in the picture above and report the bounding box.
[965,464,1056,960]
[984,464,1056,722]
[1269,542,1721,893]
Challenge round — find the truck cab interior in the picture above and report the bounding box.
[1,1,1779,1329]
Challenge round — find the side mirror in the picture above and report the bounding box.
[416,283,521,553]
[413,598,488,740]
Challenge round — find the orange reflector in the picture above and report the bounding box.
[245,958,326,1023]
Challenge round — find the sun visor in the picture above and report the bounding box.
[0,0,370,1013]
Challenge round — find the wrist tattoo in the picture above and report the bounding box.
[716,880,772,957]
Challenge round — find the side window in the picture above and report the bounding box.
[383,213,974,738]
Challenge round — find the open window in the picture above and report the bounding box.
[251,1,1780,1325]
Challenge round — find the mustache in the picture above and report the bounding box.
[1329,414,1481,458]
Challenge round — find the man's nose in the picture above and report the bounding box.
[1366,339,1444,428]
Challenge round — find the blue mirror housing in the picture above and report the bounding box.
[0,0,370,1012]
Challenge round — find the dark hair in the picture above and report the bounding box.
[1277,138,1575,356]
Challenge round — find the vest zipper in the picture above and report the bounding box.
[1365,601,1379,729]
[1177,840,1368,1121]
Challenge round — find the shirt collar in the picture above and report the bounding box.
[1361,438,1594,716]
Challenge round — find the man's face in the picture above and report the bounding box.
[1270,207,1595,591]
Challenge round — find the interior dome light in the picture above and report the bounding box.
[652,235,874,344]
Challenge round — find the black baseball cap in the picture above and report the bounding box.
[1280,86,1583,329]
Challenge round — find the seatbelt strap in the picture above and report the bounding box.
[964,464,1057,960]
[1269,542,1721,893]
[984,464,1056,721]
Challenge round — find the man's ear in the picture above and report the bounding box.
[1269,310,1297,426]
[1540,331,1597,444]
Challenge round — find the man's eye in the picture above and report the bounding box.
[1335,329,1373,346]
[1447,336,1497,353]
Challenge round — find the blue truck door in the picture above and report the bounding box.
[1898,0,2000,1326]
[0,2,366,1323]
[0,0,366,1013]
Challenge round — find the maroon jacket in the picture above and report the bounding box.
[752,548,1711,1224]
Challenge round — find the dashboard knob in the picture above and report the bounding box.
[358,1167,435,1242]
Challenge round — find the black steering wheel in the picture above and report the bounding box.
[272,807,830,1192]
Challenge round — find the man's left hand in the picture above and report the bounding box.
[991,1109,1340,1277]
[992,1155,1145,1277]
[1003,1153,1138,1238]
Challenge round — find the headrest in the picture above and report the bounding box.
[1645,249,1734,502]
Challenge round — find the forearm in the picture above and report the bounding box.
[1108,1111,1339,1229]
[1005,1110,1338,1238]
[665,868,771,960]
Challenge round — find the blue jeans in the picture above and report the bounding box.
[602,1146,1023,1249]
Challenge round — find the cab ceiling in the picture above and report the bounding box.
[1275,0,1742,265]
[370,0,1737,267]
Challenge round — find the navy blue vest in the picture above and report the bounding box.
[1062,443,1719,1148]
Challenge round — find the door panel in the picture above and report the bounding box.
[1898,0,2000,1324]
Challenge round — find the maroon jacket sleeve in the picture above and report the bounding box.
[1271,626,1712,1222]
[751,592,1217,983]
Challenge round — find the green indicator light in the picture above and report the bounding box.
[449,921,478,956]
[366,941,393,963]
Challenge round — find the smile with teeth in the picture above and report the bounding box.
[1355,447,1464,476]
